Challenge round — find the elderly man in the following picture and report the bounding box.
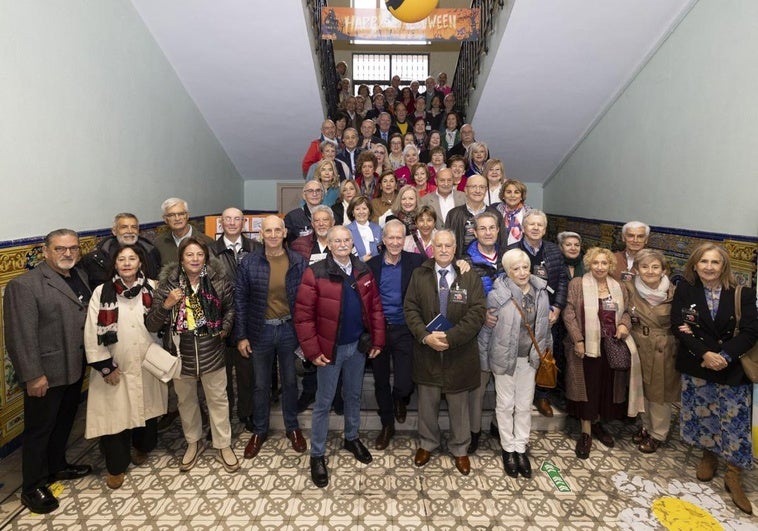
[211,208,259,429]
[236,216,308,460]
[404,230,486,476]
[154,197,215,267]
[367,220,425,449]
[507,209,568,417]
[294,225,385,488]
[359,119,384,151]
[447,123,475,159]
[420,168,466,229]
[80,212,161,289]
[301,119,338,177]
[4,229,93,514]
[612,221,651,281]
[284,181,325,246]
[374,112,399,144]
[336,127,362,178]
[445,174,507,258]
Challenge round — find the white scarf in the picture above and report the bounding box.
[581,274,625,358]
[634,275,670,307]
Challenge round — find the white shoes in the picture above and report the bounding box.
[217,447,240,473]
[179,441,204,472]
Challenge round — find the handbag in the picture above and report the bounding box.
[357,332,373,354]
[601,333,632,371]
[142,343,181,383]
[734,286,758,382]
[512,300,557,389]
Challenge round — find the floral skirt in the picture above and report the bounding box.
[680,374,753,469]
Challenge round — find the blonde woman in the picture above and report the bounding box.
[312,159,339,207]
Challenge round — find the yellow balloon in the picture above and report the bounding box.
[385,0,439,24]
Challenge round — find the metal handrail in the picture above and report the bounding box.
[452,0,505,121]
[306,0,340,118]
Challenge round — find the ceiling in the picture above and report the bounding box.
[130,0,696,184]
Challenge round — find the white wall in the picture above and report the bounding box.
[543,0,758,237]
[0,1,242,241]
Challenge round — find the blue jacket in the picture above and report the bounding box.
[507,239,568,310]
[345,220,382,259]
[367,250,426,299]
[233,247,306,343]
[464,240,503,296]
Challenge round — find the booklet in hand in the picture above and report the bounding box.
[426,313,453,332]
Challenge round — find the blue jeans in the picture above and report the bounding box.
[310,340,365,457]
[252,322,299,435]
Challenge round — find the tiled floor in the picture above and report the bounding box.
[1,407,756,530]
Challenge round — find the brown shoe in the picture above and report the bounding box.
[575,433,592,459]
[535,398,554,417]
[106,473,125,490]
[696,449,718,482]
[725,463,753,514]
[244,433,266,459]
[375,425,395,450]
[414,448,431,467]
[632,427,649,444]
[638,437,662,454]
[286,429,307,453]
[454,455,471,476]
[393,399,407,424]
[591,423,615,448]
[131,450,149,466]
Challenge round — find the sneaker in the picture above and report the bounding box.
[179,441,204,472]
[216,447,240,473]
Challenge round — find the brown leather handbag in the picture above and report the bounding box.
[513,300,557,389]
[734,286,758,382]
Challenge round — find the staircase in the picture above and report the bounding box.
[266,371,567,433]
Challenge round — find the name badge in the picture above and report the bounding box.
[682,305,699,325]
[629,306,640,325]
[533,264,548,280]
[450,288,467,304]
[299,228,313,238]
[620,271,634,282]
[602,299,618,311]
[464,219,476,236]
[309,252,327,265]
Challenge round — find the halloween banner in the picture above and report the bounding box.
[320,8,480,42]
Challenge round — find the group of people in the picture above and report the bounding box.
[4,93,757,514]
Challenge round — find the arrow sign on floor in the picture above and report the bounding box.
[541,460,571,493]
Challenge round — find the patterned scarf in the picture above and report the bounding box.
[173,265,222,336]
[504,204,525,244]
[96,272,153,346]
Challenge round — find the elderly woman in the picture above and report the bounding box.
[369,171,398,223]
[623,249,679,453]
[312,159,340,207]
[671,244,758,514]
[428,146,447,175]
[465,141,489,177]
[355,151,379,200]
[371,142,392,174]
[483,159,504,206]
[146,237,239,473]
[305,141,349,182]
[480,249,551,478]
[345,196,382,261]
[441,112,461,151]
[379,184,419,233]
[332,179,359,225]
[411,163,436,197]
[84,245,167,489]
[387,134,405,171]
[495,179,531,246]
[558,231,584,280]
[395,144,435,188]
[562,247,643,459]
[404,205,436,257]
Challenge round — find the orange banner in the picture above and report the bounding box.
[321,8,480,42]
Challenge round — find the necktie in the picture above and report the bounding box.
[438,269,449,316]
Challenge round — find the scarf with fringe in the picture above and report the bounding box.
[97,272,153,346]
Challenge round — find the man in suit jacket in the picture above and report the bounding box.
[420,168,466,229]
[153,197,215,267]
[211,207,260,430]
[367,220,425,449]
[4,229,93,514]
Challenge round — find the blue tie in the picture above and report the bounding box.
[438,269,449,317]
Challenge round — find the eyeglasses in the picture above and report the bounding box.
[304,189,323,195]
[51,245,81,254]
[165,212,188,219]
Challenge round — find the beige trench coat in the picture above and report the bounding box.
[84,282,168,439]
[624,281,681,403]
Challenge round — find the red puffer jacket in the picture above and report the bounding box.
[294,254,385,362]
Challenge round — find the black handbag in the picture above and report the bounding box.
[602,334,631,370]
[357,332,372,354]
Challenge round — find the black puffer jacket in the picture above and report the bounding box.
[146,260,235,378]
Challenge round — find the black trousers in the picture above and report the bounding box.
[372,323,414,427]
[100,418,158,475]
[22,376,83,492]
[225,346,253,420]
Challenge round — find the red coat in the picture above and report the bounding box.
[301,138,323,177]
[294,255,385,362]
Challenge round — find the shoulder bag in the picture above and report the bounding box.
[512,299,557,389]
[734,286,758,383]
